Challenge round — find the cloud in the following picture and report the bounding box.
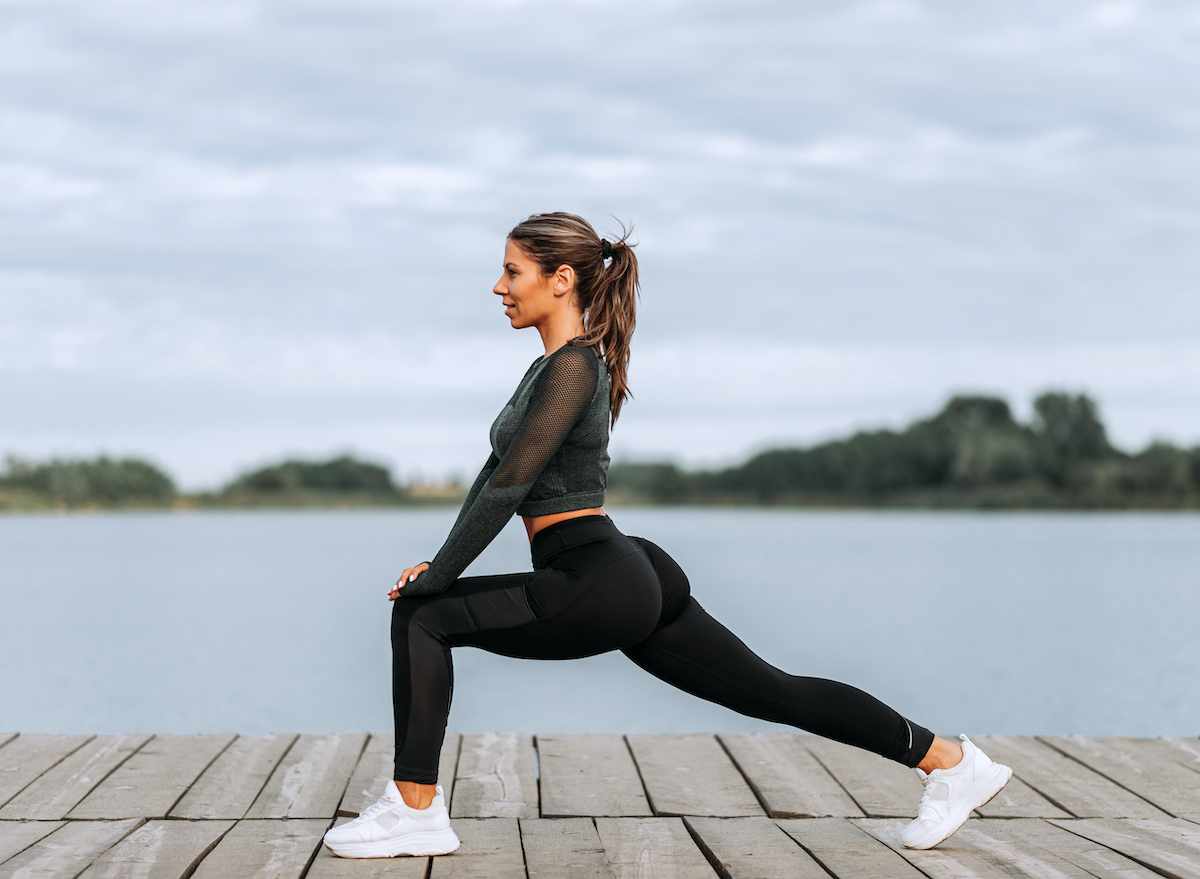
[1,0,1198,484]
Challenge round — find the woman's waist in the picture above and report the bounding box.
[530,514,624,569]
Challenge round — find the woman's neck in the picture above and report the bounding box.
[536,311,586,357]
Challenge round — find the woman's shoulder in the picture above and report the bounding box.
[542,342,601,379]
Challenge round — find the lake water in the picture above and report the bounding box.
[1,508,1197,738]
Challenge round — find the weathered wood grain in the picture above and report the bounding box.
[451,733,538,819]
[76,819,233,879]
[339,731,462,817]
[719,733,862,818]
[429,818,524,879]
[776,817,927,879]
[802,738,922,818]
[971,735,1160,819]
[245,732,368,819]
[685,816,830,878]
[626,735,761,818]
[857,817,1108,879]
[68,734,234,819]
[1045,736,1200,820]
[170,733,296,819]
[983,819,1163,878]
[0,822,65,865]
[521,817,616,879]
[595,817,716,879]
[0,734,152,821]
[305,819,429,879]
[338,732,394,818]
[189,819,325,879]
[1051,817,1200,879]
[538,734,650,818]
[438,730,462,810]
[0,818,142,879]
[0,734,93,808]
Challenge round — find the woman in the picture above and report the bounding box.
[323,212,1011,859]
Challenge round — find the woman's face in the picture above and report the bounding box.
[493,238,561,330]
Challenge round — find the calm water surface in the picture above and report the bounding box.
[1,508,1196,737]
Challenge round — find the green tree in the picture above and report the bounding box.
[223,455,402,499]
[1031,392,1111,486]
[1,456,176,506]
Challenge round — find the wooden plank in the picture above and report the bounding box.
[0,822,65,866]
[685,816,829,878]
[68,734,234,819]
[626,735,761,818]
[595,817,716,879]
[776,818,927,879]
[0,734,153,821]
[971,735,1161,819]
[0,734,93,808]
[719,733,863,818]
[76,819,233,879]
[305,818,429,879]
[0,818,142,878]
[983,819,1164,878]
[170,733,296,819]
[802,737,921,818]
[429,818,524,879]
[538,734,650,818]
[314,731,462,820]
[450,733,537,819]
[438,731,462,811]
[1051,817,1200,879]
[856,817,1105,878]
[521,817,616,879]
[245,732,367,819]
[1045,736,1200,820]
[339,732,395,818]
[190,819,325,879]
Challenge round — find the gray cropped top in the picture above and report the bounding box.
[404,342,611,595]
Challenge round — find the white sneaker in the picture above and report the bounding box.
[901,735,1012,850]
[323,782,460,858]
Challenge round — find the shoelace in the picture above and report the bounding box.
[357,795,400,821]
[915,772,943,814]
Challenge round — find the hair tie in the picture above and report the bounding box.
[600,239,612,259]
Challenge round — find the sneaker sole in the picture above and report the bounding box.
[324,828,461,859]
[903,764,1013,851]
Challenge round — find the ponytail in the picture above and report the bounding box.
[507,213,639,425]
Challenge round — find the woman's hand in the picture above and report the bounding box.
[389,563,430,601]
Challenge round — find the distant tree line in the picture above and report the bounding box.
[0,454,451,511]
[4,392,1199,511]
[607,392,1200,509]
[0,456,177,510]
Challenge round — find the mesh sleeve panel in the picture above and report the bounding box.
[401,346,600,596]
[490,346,598,489]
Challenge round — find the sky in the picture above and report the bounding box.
[2,0,1198,489]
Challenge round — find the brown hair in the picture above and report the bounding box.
[508,212,638,425]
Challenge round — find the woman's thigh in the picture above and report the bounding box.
[393,539,663,661]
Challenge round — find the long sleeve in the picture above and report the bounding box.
[402,346,600,596]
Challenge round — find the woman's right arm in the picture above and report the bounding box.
[396,346,599,597]
[387,454,498,601]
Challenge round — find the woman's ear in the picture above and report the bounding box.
[551,264,575,299]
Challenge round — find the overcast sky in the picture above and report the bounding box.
[3,0,1198,488]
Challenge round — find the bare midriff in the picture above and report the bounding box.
[523,507,606,541]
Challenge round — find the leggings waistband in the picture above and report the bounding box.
[531,515,621,569]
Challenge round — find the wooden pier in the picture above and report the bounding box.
[2,731,1199,878]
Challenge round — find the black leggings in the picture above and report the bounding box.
[391,515,934,782]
